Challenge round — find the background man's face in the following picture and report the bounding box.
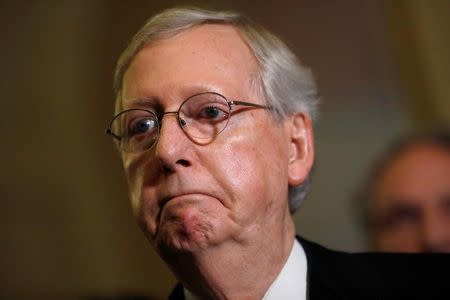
[372,144,450,252]
[120,25,294,254]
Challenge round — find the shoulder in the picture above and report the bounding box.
[297,236,450,299]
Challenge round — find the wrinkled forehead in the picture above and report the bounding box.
[118,24,261,111]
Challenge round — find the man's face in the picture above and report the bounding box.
[120,25,301,254]
[372,144,450,252]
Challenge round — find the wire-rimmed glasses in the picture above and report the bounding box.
[106,92,271,153]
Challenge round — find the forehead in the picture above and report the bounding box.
[122,24,259,105]
[374,144,450,208]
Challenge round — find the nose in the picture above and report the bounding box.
[422,209,450,252]
[154,112,191,173]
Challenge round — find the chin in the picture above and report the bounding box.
[154,211,215,254]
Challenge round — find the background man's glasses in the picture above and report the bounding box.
[106,92,271,153]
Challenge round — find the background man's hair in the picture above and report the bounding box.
[354,128,450,238]
[113,6,320,212]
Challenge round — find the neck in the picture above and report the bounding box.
[164,218,296,300]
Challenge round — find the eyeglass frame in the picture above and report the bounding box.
[106,91,272,152]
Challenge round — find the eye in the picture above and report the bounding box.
[380,203,421,230]
[179,93,230,125]
[201,106,223,118]
[129,118,157,136]
[197,105,228,122]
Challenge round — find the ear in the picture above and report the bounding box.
[287,113,314,186]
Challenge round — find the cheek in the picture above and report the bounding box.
[376,228,421,251]
[211,124,289,213]
[122,154,161,236]
[123,155,144,211]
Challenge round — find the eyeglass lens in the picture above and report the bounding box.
[109,93,231,152]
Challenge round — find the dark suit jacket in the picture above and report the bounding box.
[169,236,449,299]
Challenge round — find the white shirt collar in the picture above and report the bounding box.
[262,238,307,300]
[184,239,307,300]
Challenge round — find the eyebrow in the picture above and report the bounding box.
[123,98,161,110]
[121,83,232,112]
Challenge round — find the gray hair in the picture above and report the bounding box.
[113,7,319,213]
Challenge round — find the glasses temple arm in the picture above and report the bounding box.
[105,128,122,141]
[229,100,271,110]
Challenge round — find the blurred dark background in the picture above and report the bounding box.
[1,0,449,299]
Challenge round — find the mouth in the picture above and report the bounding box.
[159,192,213,209]
[156,192,215,225]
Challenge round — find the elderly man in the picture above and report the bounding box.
[357,130,450,253]
[107,6,449,300]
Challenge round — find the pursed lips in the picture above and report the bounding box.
[160,191,214,208]
[156,192,216,225]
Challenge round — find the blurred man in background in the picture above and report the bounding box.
[357,130,450,252]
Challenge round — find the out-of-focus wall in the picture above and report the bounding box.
[1,2,175,299]
[384,0,450,127]
[1,0,448,299]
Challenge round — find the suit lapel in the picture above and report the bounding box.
[168,282,185,300]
